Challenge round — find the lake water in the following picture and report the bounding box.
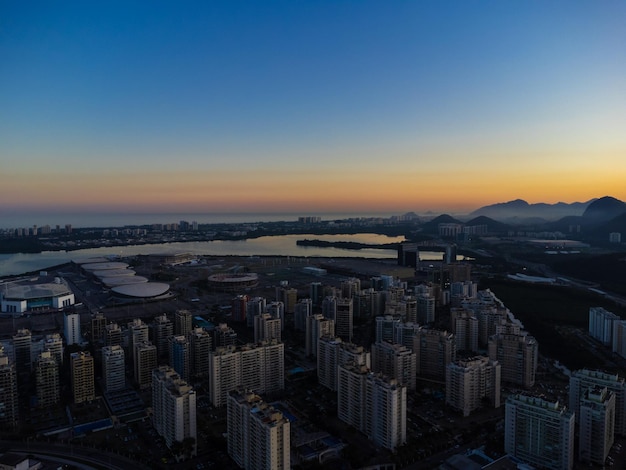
[0,233,447,277]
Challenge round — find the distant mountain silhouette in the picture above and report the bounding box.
[581,196,626,223]
[421,214,463,233]
[465,215,511,232]
[471,199,594,222]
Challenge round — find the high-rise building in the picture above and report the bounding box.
[152,366,197,456]
[276,287,298,314]
[102,345,126,392]
[254,313,282,344]
[589,306,620,346]
[0,354,18,427]
[134,341,157,389]
[43,333,64,365]
[488,326,538,388]
[445,356,500,417]
[613,320,626,359]
[70,351,95,404]
[310,282,324,307]
[335,298,353,342]
[35,351,60,408]
[504,395,574,470]
[451,308,479,353]
[305,314,334,357]
[91,312,106,345]
[317,336,369,391]
[354,288,384,319]
[227,389,290,470]
[105,322,123,347]
[341,278,361,299]
[294,298,313,331]
[392,322,422,351]
[375,315,401,344]
[266,301,285,330]
[414,329,456,379]
[231,294,249,323]
[208,341,284,407]
[128,318,149,365]
[168,335,190,382]
[579,386,615,465]
[152,314,173,360]
[13,328,32,374]
[416,294,435,324]
[569,369,626,436]
[213,323,238,350]
[175,309,193,336]
[188,327,211,381]
[371,341,417,390]
[337,363,407,451]
[246,297,266,328]
[64,312,82,345]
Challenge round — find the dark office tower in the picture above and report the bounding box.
[294,298,313,331]
[168,335,190,382]
[341,278,361,300]
[0,354,18,428]
[213,323,238,350]
[444,244,457,264]
[398,242,419,268]
[175,309,193,336]
[13,328,32,375]
[36,351,60,408]
[246,297,266,328]
[310,282,324,307]
[91,312,106,345]
[231,295,249,323]
[189,327,211,381]
[152,314,173,360]
[336,298,354,343]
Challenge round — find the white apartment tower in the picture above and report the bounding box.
[64,312,81,346]
[414,329,456,379]
[450,308,479,353]
[254,313,282,344]
[488,327,538,388]
[589,306,620,346]
[505,395,574,470]
[371,341,417,390]
[445,356,500,417]
[208,341,284,407]
[579,386,615,465]
[227,389,290,470]
[317,336,370,391]
[102,345,126,392]
[569,369,626,436]
[152,366,197,456]
[294,298,313,331]
[337,363,407,451]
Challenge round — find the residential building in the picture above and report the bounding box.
[64,312,82,345]
[227,389,290,470]
[152,314,173,360]
[0,354,18,427]
[589,306,620,346]
[169,335,190,382]
[102,345,126,392]
[569,369,626,436]
[488,327,538,388]
[445,356,500,417]
[188,327,211,381]
[134,341,157,389]
[505,394,574,470]
[579,386,615,465]
[305,314,334,357]
[152,366,197,456]
[70,351,95,404]
[414,329,456,379]
[175,309,193,336]
[318,336,370,391]
[36,351,60,407]
[371,341,417,390]
[254,313,282,344]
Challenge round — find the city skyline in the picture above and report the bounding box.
[2,1,625,216]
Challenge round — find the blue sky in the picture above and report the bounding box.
[1,1,625,215]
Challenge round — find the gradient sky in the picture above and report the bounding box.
[1,1,625,217]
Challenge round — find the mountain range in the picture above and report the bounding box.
[469,198,595,222]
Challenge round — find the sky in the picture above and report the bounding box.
[1,1,625,219]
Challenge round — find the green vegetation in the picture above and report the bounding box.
[483,279,625,370]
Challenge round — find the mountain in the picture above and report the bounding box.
[470,199,595,222]
[581,196,626,223]
[420,214,463,233]
[465,215,511,232]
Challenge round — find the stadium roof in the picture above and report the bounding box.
[111,283,170,298]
